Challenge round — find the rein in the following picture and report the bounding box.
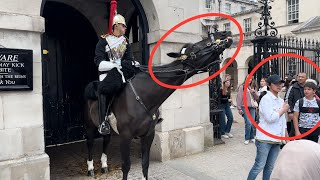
[126,37,228,125]
[137,38,226,76]
[128,79,157,121]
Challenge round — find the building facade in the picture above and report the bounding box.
[199,0,258,88]
[200,0,258,15]
[212,0,320,88]
[0,0,216,179]
[1,0,320,179]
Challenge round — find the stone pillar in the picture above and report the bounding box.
[149,41,209,161]
[147,0,211,161]
[0,2,49,179]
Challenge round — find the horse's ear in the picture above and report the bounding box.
[167,52,181,58]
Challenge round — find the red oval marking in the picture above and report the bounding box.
[148,13,243,89]
[244,53,320,141]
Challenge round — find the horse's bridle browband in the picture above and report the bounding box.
[184,38,230,60]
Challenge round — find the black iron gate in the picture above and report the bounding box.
[252,0,320,81]
[278,37,320,79]
[208,25,224,145]
[251,0,281,82]
[42,34,89,146]
[42,2,98,146]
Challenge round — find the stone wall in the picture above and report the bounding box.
[143,0,213,161]
[0,1,49,179]
[0,1,231,177]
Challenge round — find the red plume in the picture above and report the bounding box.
[108,0,117,34]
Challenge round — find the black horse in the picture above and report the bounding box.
[84,31,233,179]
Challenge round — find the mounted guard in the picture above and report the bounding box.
[84,29,233,178]
[93,14,139,135]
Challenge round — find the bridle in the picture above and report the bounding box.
[138,37,230,77]
[128,36,231,125]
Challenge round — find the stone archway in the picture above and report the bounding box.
[39,0,158,178]
[0,0,160,179]
[40,0,153,146]
[41,1,99,146]
[41,0,152,64]
[245,55,254,74]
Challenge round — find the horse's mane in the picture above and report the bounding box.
[138,43,193,73]
[137,60,184,74]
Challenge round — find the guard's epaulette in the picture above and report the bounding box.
[100,33,111,38]
[100,34,129,42]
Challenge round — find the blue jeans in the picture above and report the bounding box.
[247,141,280,180]
[219,103,234,134]
[241,107,255,140]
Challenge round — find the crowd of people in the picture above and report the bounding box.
[218,72,320,180]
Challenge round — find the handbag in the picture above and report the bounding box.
[248,89,258,108]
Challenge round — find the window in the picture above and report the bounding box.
[241,6,246,12]
[204,19,214,25]
[225,3,231,14]
[224,23,231,31]
[243,18,252,33]
[288,0,299,24]
[206,0,212,9]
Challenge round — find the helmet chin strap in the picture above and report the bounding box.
[112,27,121,37]
[112,25,126,37]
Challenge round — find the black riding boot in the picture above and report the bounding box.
[98,93,111,135]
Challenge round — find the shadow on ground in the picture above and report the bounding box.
[46,136,142,180]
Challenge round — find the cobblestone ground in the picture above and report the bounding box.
[48,120,263,180]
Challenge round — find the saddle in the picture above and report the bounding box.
[84,80,114,113]
[84,78,163,136]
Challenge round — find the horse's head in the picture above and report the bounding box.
[167,31,233,73]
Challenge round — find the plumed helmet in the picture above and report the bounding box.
[112,14,126,27]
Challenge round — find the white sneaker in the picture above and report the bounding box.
[244,140,249,145]
[222,135,229,139]
[250,139,255,143]
[230,106,235,109]
[226,133,233,138]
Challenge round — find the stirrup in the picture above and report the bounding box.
[98,121,111,135]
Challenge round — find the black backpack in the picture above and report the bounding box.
[258,91,267,104]
[298,98,320,115]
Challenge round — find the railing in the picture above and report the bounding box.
[278,36,320,80]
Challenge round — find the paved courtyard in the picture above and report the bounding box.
[47,116,267,180]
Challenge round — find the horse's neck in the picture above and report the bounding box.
[132,72,191,110]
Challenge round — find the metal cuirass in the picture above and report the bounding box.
[105,35,127,66]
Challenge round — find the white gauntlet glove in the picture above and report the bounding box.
[132,61,140,67]
[98,61,120,72]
